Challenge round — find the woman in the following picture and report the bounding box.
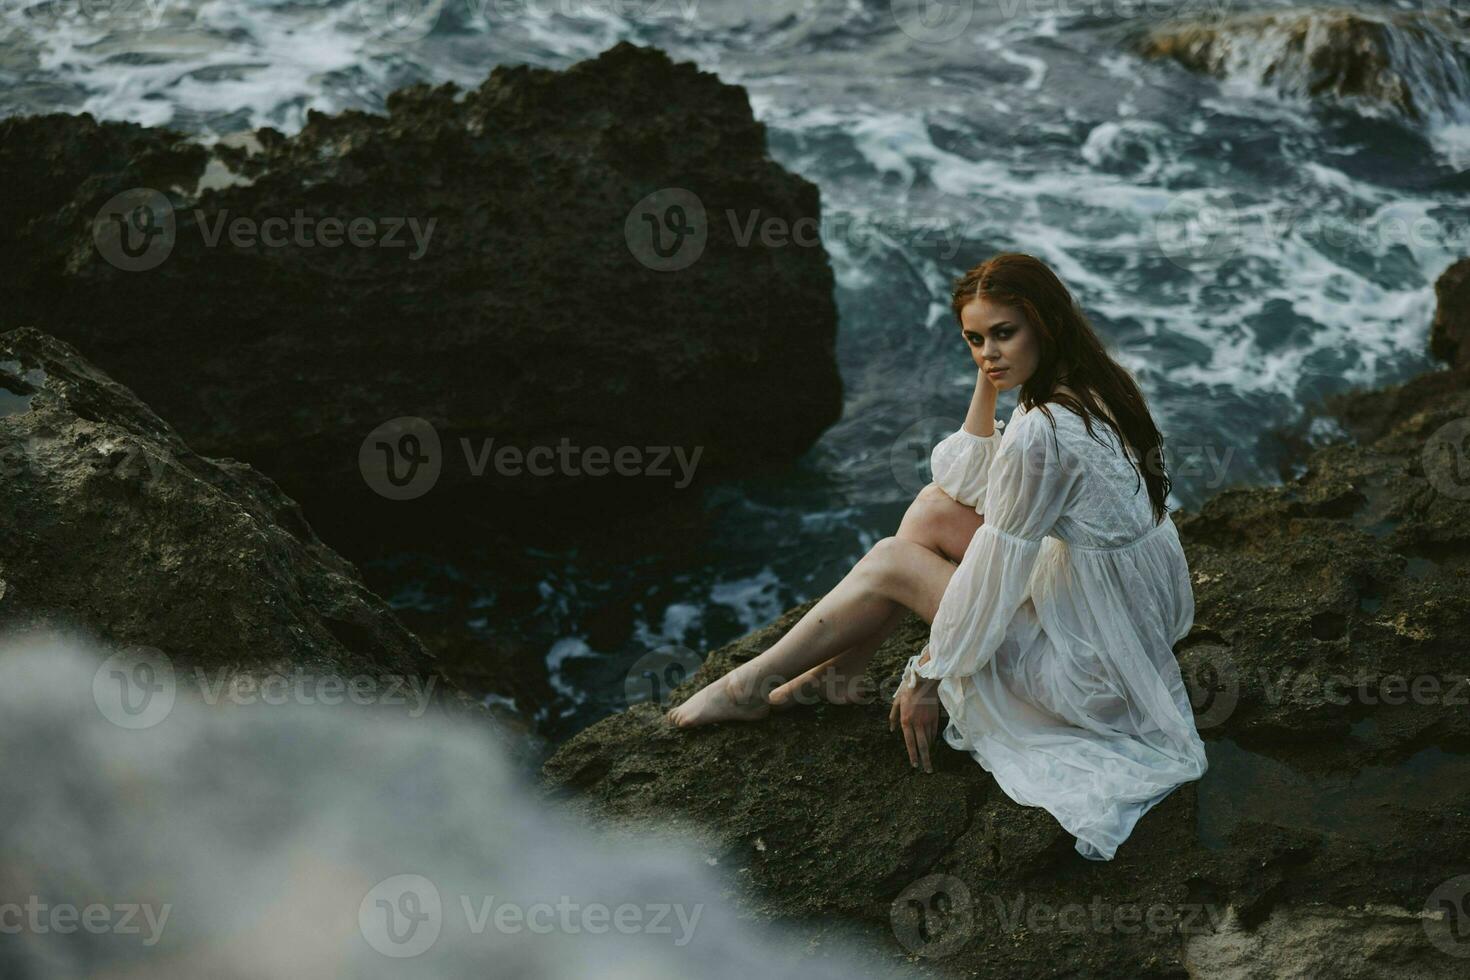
[666,252,1208,862]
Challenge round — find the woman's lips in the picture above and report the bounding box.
[986,367,1008,377]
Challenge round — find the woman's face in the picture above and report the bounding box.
[959,294,1039,391]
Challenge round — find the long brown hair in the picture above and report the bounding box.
[950,252,1171,523]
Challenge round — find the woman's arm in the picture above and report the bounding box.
[929,369,1004,510]
[962,366,1000,438]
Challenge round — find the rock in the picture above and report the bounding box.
[540,266,1470,974]
[1183,901,1448,978]
[0,42,842,548]
[1321,258,1470,451]
[1132,7,1470,123]
[1430,256,1470,371]
[0,326,445,693]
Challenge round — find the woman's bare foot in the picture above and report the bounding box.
[665,665,771,728]
[768,646,876,707]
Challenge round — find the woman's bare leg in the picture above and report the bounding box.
[768,484,985,707]
[665,531,965,728]
[766,604,906,707]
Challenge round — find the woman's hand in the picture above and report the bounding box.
[977,363,999,396]
[957,365,999,438]
[889,669,943,773]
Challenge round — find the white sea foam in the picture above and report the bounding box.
[708,566,786,632]
[545,635,597,711]
[767,88,1456,422]
[630,600,704,651]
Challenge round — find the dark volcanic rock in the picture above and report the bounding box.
[0,326,439,683]
[1430,256,1470,371]
[0,42,842,547]
[540,263,1470,975]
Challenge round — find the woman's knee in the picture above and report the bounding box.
[899,483,978,562]
[856,536,949,614]
[856,536,906,586]
[897,484,950,541]
[860,535,903,564]
[914,481,955,509]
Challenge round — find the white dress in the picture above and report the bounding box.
[904,399,1207,861]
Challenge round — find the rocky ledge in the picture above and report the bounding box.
[0,327,511,733]
[1132,6,1470,125]
[0,42,842,549]
[540,260,1470,977]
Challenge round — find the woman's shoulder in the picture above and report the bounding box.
[1010,398,1088,437]
[1017,388,1123,432]
[1005,402,1079,460]
[1011,395,1127,462]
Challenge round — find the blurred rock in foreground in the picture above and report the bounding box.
[0,634,905,979]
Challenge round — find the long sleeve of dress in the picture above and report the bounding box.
[916,412,1081,682]
[929,420,1005,511]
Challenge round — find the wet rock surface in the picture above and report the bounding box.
[541,263,1470,976]
[1132,7,1470,123]
[1430,255,1470,371]
[0,41,842,549]
[0,327,452,697]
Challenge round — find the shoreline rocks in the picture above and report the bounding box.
[1132,7,1470,124]
[0,327,479,713]
[0,41,842,551]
